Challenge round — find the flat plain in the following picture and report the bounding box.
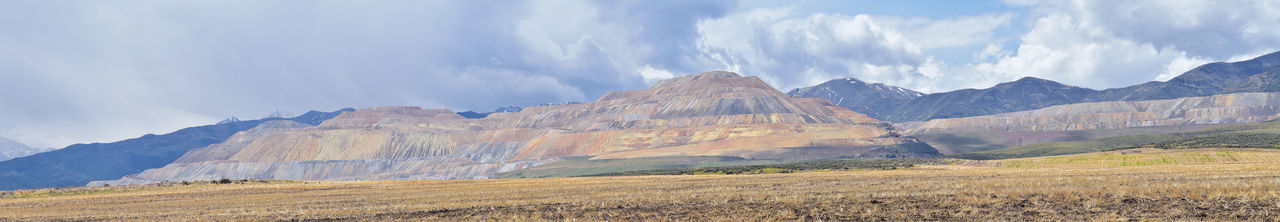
[4,148,1280,221]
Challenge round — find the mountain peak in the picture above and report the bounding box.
[1015,76,1046,81]
[992,76,1079,90]
[651,71,743,88]
[1010,76,1055,84]
[600,71,774,102]
[787,76,924,120]
[685,71,742,78]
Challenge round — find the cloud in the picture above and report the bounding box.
[689,7,1015,92]
[978,0,1280,88]
[686,0,1280,94]
[972,14,1199,88]
[1063,0,1280,59]
[0,0,735,148]
[875,13,1017,50]
[4,0,1278,148]
[636,65,676,83]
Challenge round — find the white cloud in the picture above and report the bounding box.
[689,1,1280,94]
[973,14,1185,88]
[977,44,1009,60]
[1156,56,1212,81]
[690,8,1014,92]
[0,0,736,148]
[1068,0,1280,59]
[976,0,1280,89]
[635,64,676,83]
[876,13,1017,49]
[5,0,1279,148]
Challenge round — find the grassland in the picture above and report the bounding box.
[4,148,1280,220]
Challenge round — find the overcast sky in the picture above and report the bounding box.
[3,0,1279,148]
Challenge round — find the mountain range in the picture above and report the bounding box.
[903,92,1280,135]
[790,51,1280,122]
[6,50,1280,190]
[0,109,352,190]
[96,71,936,185]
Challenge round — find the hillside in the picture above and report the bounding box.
[1099,51,1280,101]
[904,92,1280,135]
[888,77,1099,121]
[99,71,938,185]
[791,51,1280,122]
[0,109,352,190]
[785,77,923,120]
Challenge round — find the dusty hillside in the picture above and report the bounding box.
[904,92,1280,135]
[100,71,934,184]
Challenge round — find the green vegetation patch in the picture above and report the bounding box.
[582,158,951,177]
[920,125,1217,155]
[497,156,782,178]
[1143,132,1280,149]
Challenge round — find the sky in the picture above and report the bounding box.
[2,0,1279,148]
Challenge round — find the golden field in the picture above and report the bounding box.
[4,148,1280,221]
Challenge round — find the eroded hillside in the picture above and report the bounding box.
[100,71,935,184]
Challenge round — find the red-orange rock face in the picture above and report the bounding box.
[107,71,934,184]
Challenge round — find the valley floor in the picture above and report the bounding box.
[4,148,1280,220]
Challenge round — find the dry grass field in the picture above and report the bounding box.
[5,148,1280,221]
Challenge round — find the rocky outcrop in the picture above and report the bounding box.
[903,92,1280,135]
[100,71,935,185]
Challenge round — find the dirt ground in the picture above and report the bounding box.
[3,148,1280,221]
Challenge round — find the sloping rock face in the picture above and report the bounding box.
[104,71,934,184]
[903,92,1280,135]
[169,120,315,164]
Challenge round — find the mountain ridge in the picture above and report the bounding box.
[98,71,938,185]
[902,92,1280,135]
[0,108,353,190]
[790,51,1280,122]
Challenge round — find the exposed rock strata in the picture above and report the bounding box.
[903,92,1280,135]
[101,71,933,185]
